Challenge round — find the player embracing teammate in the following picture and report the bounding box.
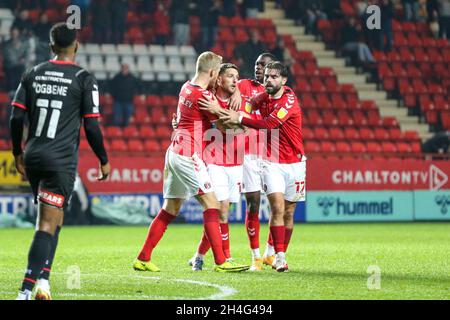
[133,52,249,273]
[206,61,306,272]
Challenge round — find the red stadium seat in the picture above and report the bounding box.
[344,127,360,140]
[144,139,162,152]
[314,126,330,140]
[329,127,345,140]
[337,110,353,125]
[128,139,144,152]
[382,117,399,128]
[381,142,397,153]
[351,141,366,153]
[366,141,382,153]
[123,126,140,139]
[389,127,402,140]
[320,141,336,153]
[396,142,411,153]
[139,126,155,138]
[105,126,123,138]
[110,139,128,152]
[79,139,90,152]
[402,130,420,141]
[336,141,351,153]
[411,142,422,153]
[374,128,389,140]
[154,125,172,138]
[302,127,314,140]
[322,110,337,126]
[359,128,375,140]
[305,141,321,153]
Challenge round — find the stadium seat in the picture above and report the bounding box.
[110,139,128,152]
[144,139,162,152]
[105,127,123,138]
[366,141,382,153]
[336,141,351,153]
[351,141,366,153]
[128,139,145,152]
[320,141,336,153]
[123,126,140,139]
[329,127,345,140]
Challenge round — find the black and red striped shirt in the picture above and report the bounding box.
[12,60,101,172]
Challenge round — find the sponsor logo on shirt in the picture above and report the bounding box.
[277,107,288,119]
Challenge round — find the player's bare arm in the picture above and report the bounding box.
[198,96,229,117]
[228,86,242,111]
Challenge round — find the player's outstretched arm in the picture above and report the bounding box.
[198,96,229,117]
[9,107,26,176]
[83,117,110,180]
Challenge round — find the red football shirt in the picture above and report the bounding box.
[247,86,305,164]
[170,81,217,158]
[237,79,265,155]
[237,78,265,100]
[204,97,246,166]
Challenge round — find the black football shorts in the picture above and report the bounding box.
[26,169,76,209]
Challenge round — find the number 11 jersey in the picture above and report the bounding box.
[12,60,100,173]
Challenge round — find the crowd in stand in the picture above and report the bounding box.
[279,0,450,65]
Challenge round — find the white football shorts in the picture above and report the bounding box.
[261,158,307,202]
[163,150,214,199]
[242,154,263,193]
[208,164,243,203]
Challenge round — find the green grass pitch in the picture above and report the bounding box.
[0,223,449,300]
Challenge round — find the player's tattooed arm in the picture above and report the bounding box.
[228,86,242,111]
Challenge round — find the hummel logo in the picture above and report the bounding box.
[435,195,450,215]
[222,234,229,241]
[248,227,256,236]
[317,197,335,216]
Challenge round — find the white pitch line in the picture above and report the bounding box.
[0,271,237,300]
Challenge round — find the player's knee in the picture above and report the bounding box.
[162,199,183,216]
[245,193,260,213]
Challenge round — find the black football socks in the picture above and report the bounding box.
[21,231,53,292]
[40,226,61,281]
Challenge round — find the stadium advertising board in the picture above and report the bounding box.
[78,155,164,193]
[0,194,35,217]
[414,190,450,221]
[90,193,306,223]
[78,156,450,193]
[308,159,449,191]
[0,152,28,187]
[307,191,414,222]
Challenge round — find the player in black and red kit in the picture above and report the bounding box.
[10,23,110,300]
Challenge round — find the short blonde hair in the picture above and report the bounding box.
[196,51,223,74]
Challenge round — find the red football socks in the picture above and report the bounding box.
[245,211,260,249]
[203,209,226,265]
[267,231,274,247]
[197,231,211,255]
[284,227,293,252]
[220,223,231,259]
[270,226,286,253]
[137,209,175,261]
